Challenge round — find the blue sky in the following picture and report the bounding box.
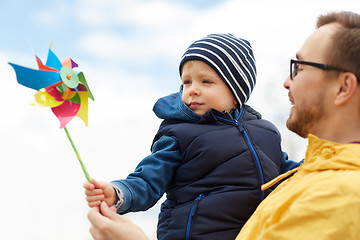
[1,0,230,91]
[1,0,358,239]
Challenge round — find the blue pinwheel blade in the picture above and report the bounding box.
[46,49,63,70]
[9,63,61,90]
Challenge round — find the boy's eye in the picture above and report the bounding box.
[182,80,191,85]
[203,80,212,84]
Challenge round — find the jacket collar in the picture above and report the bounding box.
[262,134,360,191]
[302,134,360,171]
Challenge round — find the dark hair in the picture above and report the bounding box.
[317,11,360,81]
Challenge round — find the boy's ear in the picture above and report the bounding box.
[334,72,358,106]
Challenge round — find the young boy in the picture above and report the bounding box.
[85,33,298,240]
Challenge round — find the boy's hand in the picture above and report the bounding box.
[84,179,118,207]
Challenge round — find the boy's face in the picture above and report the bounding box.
[181,60,237,115]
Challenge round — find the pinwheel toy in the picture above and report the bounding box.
[9,45,94,182]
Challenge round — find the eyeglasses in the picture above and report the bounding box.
[290,59,349,80]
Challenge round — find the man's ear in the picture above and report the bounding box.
[334,72,358,106]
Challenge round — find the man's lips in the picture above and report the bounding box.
[288,93,294,105]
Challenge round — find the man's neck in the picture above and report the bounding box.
[311,125,360,144]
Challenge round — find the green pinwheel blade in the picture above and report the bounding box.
[78,72,94,101]
[68,92,81,104]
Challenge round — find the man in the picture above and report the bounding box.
[235,10,360,239]
[88,11,360,240]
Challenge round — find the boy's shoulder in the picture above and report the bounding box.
[242,105,281,135]
[242,105,262,120]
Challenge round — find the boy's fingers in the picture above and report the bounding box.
[83,181,95,190]
[85,188,104,196]
[93,181,110,190]
[86,194,105,203]
[84,179,99,190]
[88,200,102,208]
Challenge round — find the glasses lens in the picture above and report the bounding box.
[291,62,298,79]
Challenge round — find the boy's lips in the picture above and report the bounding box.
[189,101,202,109]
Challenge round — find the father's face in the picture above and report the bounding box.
[283,23,339,138]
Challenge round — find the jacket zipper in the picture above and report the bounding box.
[242,128,265,200]
[216,107,265,201]
[185,193,205,240]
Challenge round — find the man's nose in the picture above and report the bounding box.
[283,75,291,90]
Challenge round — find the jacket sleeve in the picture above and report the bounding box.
[281,152,303,173]
[111,135,182,214]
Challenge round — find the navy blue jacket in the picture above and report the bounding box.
[155,100,284,239]
[111,92,299,240]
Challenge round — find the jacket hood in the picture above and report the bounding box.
[153,89,259,124]
[153,91,200,123]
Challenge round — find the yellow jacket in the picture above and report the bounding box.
[236,134,360,240]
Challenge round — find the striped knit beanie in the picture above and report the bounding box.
[179,33,257,106]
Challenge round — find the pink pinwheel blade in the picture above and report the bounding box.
[52,101,81,128]
[61,57,78,68]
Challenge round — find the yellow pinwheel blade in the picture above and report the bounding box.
[33,90,63,107]
[76,91,89,126]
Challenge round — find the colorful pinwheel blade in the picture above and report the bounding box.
[9,46,94,128]
[46,85,67,102]
[36,55,59,72]
[78,72,94,101]
[61,57,78,69]
[76,91,89,126]
[46,48,63,70]
[52,100,81,128]
[9,63,61,90]
[10,45,94,182]
[33,90,63,108]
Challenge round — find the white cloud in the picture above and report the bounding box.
[77,0,194,28]
[78,30,189,61]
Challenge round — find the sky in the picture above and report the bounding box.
[0,0,358,239]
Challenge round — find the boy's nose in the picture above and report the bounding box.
[189,84,200,95]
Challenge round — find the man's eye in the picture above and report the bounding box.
[183,80,191,85]
[294,63,305,73]
[296,65,304,72]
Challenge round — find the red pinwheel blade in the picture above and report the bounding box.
[52,101,80,128]
[45,85,64,102]
[35,55,59,72]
